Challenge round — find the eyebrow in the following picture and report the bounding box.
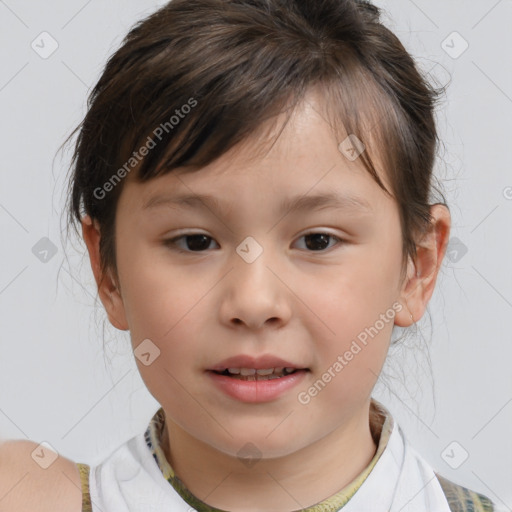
[142,191,373,216]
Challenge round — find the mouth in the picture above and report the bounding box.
[210,367,306,381]
[206,363,310,403]
[207,354,310,382]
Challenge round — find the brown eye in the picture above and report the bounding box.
[164,234,218,252]
[295,232,343,252]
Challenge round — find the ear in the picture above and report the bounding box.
[81,215,129,331]
[394,204,451,327]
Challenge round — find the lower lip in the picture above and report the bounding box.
[207,370,308,403]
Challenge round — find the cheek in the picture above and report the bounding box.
[299,252,400,333]
[118,242,201,337]
[116,245,210,387]
[293,254,399,392]
[125,270,206,411]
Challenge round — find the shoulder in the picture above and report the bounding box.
[0,439,83,512]
[435,472,496,512]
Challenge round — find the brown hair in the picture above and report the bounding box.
[62,0,448,299]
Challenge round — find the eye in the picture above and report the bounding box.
[163,231,344,253]
[164,233,219,253]
[294,232,343,252]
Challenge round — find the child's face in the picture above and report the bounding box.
[107,91,408,458]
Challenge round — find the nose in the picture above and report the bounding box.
[218,243,292,331]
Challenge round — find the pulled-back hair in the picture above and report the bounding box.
[63,0,448,294]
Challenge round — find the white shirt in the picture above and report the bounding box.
[87,408,461,512]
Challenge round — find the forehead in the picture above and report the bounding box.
[121,90,392,214]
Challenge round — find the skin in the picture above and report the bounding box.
[82,90,451,511]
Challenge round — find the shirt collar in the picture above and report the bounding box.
[144,398,394,511]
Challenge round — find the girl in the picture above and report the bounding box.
[0,0,502,510]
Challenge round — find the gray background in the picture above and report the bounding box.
[0,0,511,508]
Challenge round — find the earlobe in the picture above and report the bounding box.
[81,215,130,331]
[394,204,451,328]
[394,256,421,327]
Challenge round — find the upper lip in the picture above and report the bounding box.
[208,355,308,372]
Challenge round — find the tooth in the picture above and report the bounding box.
[285,367,295,373]
[240,368,256,376]
[256,368,274,376]
[227,368,241,374]
[274,367,283,374]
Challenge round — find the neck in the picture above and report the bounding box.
[161,400,381,512]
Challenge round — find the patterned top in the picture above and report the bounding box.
[75,399,496,511]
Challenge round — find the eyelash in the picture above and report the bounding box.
[163,232,345,254]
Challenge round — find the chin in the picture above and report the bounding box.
[204,429,308,462]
